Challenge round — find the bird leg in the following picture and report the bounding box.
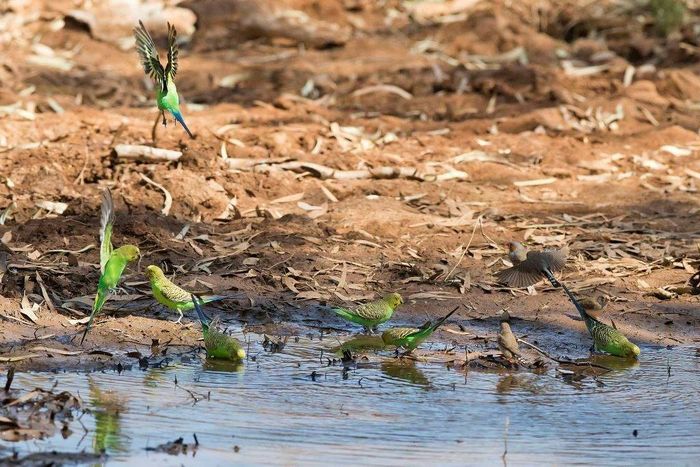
[162,111,167,127]
[175,310,184,325]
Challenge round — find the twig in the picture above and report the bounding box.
[4,366,14,391]
[517,338,612,370]
[502,416,509,467]
[115,144,182,162]
[35,272,57,313]
[351,84,413,100]
[74,145,90,185]
[445,214,482,281]
[223,158,464,182]
[139,173,172,216]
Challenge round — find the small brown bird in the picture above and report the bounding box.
[577,294,608,319]
[496,241,569,288]
[497,315,520,361]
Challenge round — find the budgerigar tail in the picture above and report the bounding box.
[331,307,354,320]
[80,316,93,345]
[81,290,107,345]
[172,112,193,139]
[558,281,589,321]
[201,295,226,304]
[430,305,460,332]
[191,294,211,330]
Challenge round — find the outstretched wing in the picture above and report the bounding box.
[164,22,179,81]
[99,189,115,274]
[496,266,542,288]
[134,20,165,86]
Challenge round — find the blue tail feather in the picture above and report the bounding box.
[172,111,194,139]
[191,294,212,329]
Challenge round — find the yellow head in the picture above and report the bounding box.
[626,343,641,359]
[145,265,165,281]
[383,293,404,309]
[236,348,247,359]
[117,245,140,262]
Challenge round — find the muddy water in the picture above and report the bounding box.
[2,336,699,466]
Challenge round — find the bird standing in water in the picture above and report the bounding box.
[134,20,193,140]
[192,295,246,361]
[81,190,140,344]
[381,306,459,352]
[332,293,404,333]
[145,265,224,324]
[496,242,569,288]
[497,312,520,361]
[560,283,640,358]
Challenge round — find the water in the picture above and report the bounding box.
[2,335,699,466]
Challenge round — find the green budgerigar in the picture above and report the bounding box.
[381,306,459,352]
[145,265,224,324]
[332,293,404,333]
[134,20,193,138]
[81,190,140,344]
[192,294,246,361]
[561,283,640,358]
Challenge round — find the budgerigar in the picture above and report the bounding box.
[332,293,403,333]
[134,20,193,138]
[561,283,640,358]
[381,306,459,352]
[145,265,224,324]
[192,294,246,361]
[496,241,569,288]
[81,190,140,344]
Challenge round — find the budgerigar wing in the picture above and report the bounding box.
[99,189,115,274]
[164,22,179,81]
[134,20,165,87]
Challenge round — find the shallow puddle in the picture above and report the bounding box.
[1,335,699,465]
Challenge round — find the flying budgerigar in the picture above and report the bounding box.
[192,294,246,361]
[81,190,140,344]
[496,241,569,288]
[332,293,404,333]
[561,283,640,358]
[145,265,225,324]
[133,20,193,138]
[381,306,459,352]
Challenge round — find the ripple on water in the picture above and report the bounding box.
[2,338,700,466]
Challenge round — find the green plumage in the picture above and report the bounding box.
[332,293,403,333]
[145,265,223,323]
[192,295,246,361]
[381,306,459,351]
[82,190,139,344]
[134,20,193,138]
[562,283,640,358]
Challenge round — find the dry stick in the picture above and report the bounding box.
[223,158,459,182]
[35,271,56,313]
[502,416,509,467]
[151,112,161,144]
[444,214,482,281]
[115,144,182,162]
[517,338,612,371]
[74,145,90,185]
[4,367,14,391]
